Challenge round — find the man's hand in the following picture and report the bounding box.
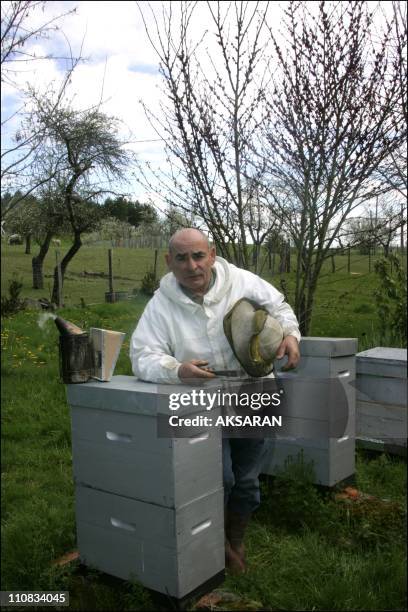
[178,359,216,382]
[275,336,300,371]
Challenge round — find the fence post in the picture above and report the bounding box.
[153,249,158,279]
[108,248,114,294]
[55,250,63,308]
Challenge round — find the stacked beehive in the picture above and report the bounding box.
[356,347,407,454]
[67,375,224,599]
[261,337,358,487]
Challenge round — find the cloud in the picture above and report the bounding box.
[2,1,283,201]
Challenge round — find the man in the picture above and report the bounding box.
[130,228,300,573]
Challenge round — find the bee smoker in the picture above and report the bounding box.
[55,316,94,384]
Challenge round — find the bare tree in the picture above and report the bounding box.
[343,195,406,258]
[22,95,134,303]
[1,1,76,84]
[3,192,38,253]
[1,1,82,218]
[30,184,71,290]
[261,1,407,334]
[242,177,283,274]
[376,0,407,200]
[376,1,407,251]
[137,1,271,267]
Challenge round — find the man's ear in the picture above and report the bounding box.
[210,246,216,263]
[165,252,171,268]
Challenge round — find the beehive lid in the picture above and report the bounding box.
[299,337,358,357]
[66,375,228,416]
[356,347,407,379]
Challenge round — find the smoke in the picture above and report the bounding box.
[38,312,57,329]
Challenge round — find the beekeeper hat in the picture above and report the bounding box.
[223,298,284,377]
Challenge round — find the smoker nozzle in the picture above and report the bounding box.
[54,316,85,336]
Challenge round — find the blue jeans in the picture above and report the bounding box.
[222,438,266,517]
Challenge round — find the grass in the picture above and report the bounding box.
[233,525,406,611]
[243,450,407,611]
[1,240,169,306]
[1,243,406,608]
[2,239,406,349]
[1,304,406,610]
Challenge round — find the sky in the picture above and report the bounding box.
[1,0,284,205]
[1,0,403,233]
[2,1,170,201]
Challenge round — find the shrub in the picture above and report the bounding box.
[140,270,159,296]
[1,277,26,317]
[353,303,373,314]
[260,451,331,531]
[374,255,406,346]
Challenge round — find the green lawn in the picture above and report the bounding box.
[2,240,405,349]
[2,243,406,609]
[1,303,406,610]
[1,241,169,306]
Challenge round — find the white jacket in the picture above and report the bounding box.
[130,257,301,384]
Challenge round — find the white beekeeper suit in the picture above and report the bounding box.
[130,256,300,384]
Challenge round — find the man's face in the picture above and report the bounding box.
[165,233,216,294]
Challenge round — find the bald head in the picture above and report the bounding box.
[168,228,210,254]
[165,227,216,295]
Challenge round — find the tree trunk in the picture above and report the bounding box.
[297,283,317,336]
[51,232,82,304]
[279,278,288,302]
[32,231,53,289]
[286,243,291,273]
[32,259,44,290]
[254,243,261,275]
[294,253,321,336]
[279,247,286,274]
[214,236,230,262]
[297,293,308,335]
[25,234,31,255]
[153,249,158,280]
[302,298,314,336]
[331,253,335,273]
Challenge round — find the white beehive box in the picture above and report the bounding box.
[66,376,224,599]
[261,337,358,487]
[75,486,224,598]
[356,347,407,453]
